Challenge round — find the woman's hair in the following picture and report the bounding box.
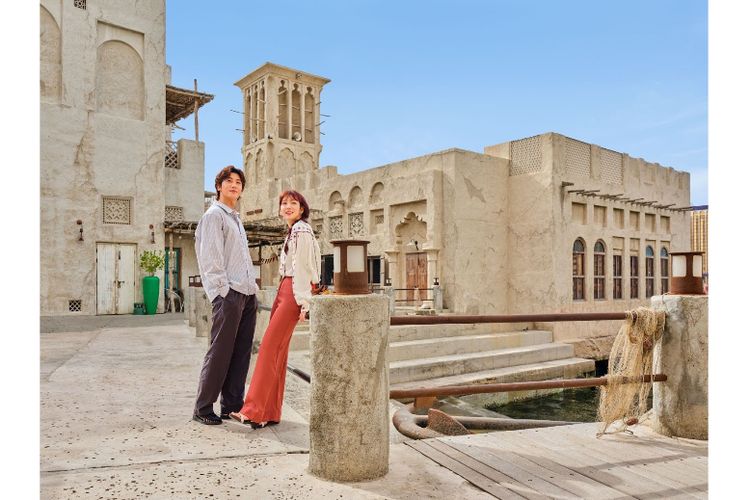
[214,165,246,200]
[279,190,311,253]
[278,190,310,222]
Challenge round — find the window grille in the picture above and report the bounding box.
[600,148,623,185]
[613,254,623,299]
[68,299,82,312]
[572,238,585,301]
[349,213,364,237]
[165,141,179,169]
[565,138,591,178]
[73,0,86,10]
[660,247,669,294]
[329,216,343,239]
[165,206,184,222]
[102,197,131,225]
[510,136,543,176]
[630,255,640,299]
[594,240,606,300]
[645,246,655,298]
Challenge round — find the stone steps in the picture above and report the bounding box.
[388,330,552,362]
[388,322,535,343]
[289,323,537,352]
[286,322,594,390]
[389,343,575,385]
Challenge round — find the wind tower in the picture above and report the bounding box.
[235,63,330,186]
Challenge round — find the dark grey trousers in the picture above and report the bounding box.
[194,289,257,416]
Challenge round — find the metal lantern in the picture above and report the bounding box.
[331,239,370,294]
[669,251,705,295]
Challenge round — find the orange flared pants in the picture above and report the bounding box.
[238,277,300,423]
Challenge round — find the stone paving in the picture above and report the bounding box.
[40,315,491,499]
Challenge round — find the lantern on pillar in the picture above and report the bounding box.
[331,239,370,294]
[669,251,705,295]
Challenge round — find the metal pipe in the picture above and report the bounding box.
[286,364,310,383]
[389,374,667,399]
[391,404,579,439]
[390,312,628,325]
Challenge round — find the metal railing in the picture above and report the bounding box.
[390,311,629,325]
[392,287,434,305]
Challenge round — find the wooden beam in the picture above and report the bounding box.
[194,79,199,142]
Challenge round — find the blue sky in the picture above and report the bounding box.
[165,0,707,204]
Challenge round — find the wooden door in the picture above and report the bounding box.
[97,243,136,315]
[116,244,136,314]
[97,243,117,314]
[406,253,427,303]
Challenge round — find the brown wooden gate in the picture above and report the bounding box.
[406,252,427,303]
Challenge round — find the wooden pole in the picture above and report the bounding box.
[169,230,176,312]
[194,79,199,142]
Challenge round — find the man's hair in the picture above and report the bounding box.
[215,165,246,200]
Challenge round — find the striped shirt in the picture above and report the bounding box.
[195,200,258,302]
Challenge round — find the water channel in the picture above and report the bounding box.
[422,360,653,424]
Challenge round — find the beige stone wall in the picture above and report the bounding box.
[485,132,691,345]
[165,139,205,222]
[40,0,168,316]
[236,65,693,351]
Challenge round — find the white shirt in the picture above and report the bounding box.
[195,200,258,302]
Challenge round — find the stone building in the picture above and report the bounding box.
[237,63,692,348]
[40,0,211,316]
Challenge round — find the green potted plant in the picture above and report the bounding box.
[139,250,165,315]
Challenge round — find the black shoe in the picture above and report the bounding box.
[220,412,232,420]
[193,412,222,425]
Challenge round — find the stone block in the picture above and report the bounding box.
[651,295,708,439]
[308,294,390,481]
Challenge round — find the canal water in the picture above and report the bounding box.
[429,360,653,423]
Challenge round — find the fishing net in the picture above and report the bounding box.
[597,306,665,435]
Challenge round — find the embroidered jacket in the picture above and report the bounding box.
[279,220,322,314]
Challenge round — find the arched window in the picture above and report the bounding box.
[96,40,144,120]
[277,81,289,139]
[40,6,62,102]
[645,246,655,298]
[594,240,606,300]
[572,239,585,301]
[304,87,315,144]
[291,84,302,141]
[660,247,669,294]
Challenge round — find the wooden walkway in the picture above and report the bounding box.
[406,422,707,499]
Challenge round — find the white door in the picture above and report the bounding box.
[116,244,136,314]
[97,243,137,315]
[97,243,117,315]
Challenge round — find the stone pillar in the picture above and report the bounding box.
[384,285,395,314]
[187,287,197,327]
[194,289,213,341]
[651,295,708,439]
[433,284,443,312]
[384,250,399,287]
[308,294,390,481]
[424,248,439,295]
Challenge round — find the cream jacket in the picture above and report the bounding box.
[279,220,322,313]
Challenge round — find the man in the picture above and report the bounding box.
[192,165,258,425]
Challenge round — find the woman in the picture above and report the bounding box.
[230,190,321,428]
